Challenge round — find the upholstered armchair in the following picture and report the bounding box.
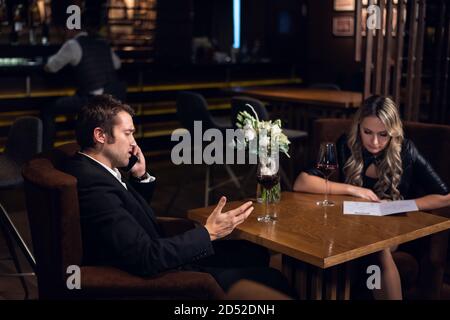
[22,143,225,299]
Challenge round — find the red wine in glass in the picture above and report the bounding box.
[316,142,338,207]
[256,170,280,223]
[316,163,338,178]
[256,174,280,190]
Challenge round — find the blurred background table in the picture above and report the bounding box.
[229,87,363,132]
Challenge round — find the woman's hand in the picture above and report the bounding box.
[347,185,381,202]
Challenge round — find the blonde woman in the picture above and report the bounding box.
[294,95,449,299]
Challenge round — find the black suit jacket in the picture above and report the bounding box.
[64,153,214,276]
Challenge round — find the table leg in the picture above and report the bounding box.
[311,267,323,300]
[294,261,308,300]
[287,257,352,300]
[337,263,351,300]
[325,267,338,300]
[419,230,449,299]
[281,254,294,284]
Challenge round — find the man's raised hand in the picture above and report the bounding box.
[204,196,254,241]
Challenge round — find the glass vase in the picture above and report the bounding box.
[256,154,280,222]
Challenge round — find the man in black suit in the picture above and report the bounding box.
[64,95,292,296]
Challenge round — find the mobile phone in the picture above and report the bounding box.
[122,154,138,172]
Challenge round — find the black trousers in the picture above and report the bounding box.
[194,240,294,298]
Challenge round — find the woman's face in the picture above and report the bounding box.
[359,116,390,155]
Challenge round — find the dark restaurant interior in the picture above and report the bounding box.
[0,0,449,302]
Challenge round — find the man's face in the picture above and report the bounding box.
[103,111,136,168]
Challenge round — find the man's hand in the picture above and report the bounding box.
[129,144,146,178]
[205,196,254,241]
[348,185,380,202]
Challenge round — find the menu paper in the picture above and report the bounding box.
[343,200,419,216]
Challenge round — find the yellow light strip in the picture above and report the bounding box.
[137,78,301,92]
[0,78,302,99]
[142,129,175,138]
[0,102,231,128]
[52,141,171,158]
[141,103,230,116]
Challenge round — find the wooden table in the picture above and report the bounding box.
[188,192,450,300]
[230,87,363,132]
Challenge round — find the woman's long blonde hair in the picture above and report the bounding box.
[344,95,404,200]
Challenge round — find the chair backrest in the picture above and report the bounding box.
[22,143,82,298]
[312,118,450,186]
[231,96,270,129]
[5,116,43,166]
[176,91,217,132]
[308,83,341,91]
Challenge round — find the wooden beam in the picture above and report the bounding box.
[440,7,450,123]
[355,0,363,62]
[393,0,407,106]
[430,0,446,122]
[382,0,394,95]
[411,0,427,121]
[364,0,376,99]
[374,0,386,94]
[405,0,419,120]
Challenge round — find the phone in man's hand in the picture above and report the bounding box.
[121,154,138,172]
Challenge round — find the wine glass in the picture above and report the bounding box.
[316,142,338,207]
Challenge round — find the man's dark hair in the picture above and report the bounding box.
[76,95,135,150]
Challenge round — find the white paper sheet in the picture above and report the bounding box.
[343,200,419,216]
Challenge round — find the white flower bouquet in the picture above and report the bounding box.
[235,104,291,160]
[235,104,290,207]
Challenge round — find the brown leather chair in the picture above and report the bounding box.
[310,118,450,299]
[21,143,225,299]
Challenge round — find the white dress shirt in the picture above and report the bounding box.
[79,152,155,190]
